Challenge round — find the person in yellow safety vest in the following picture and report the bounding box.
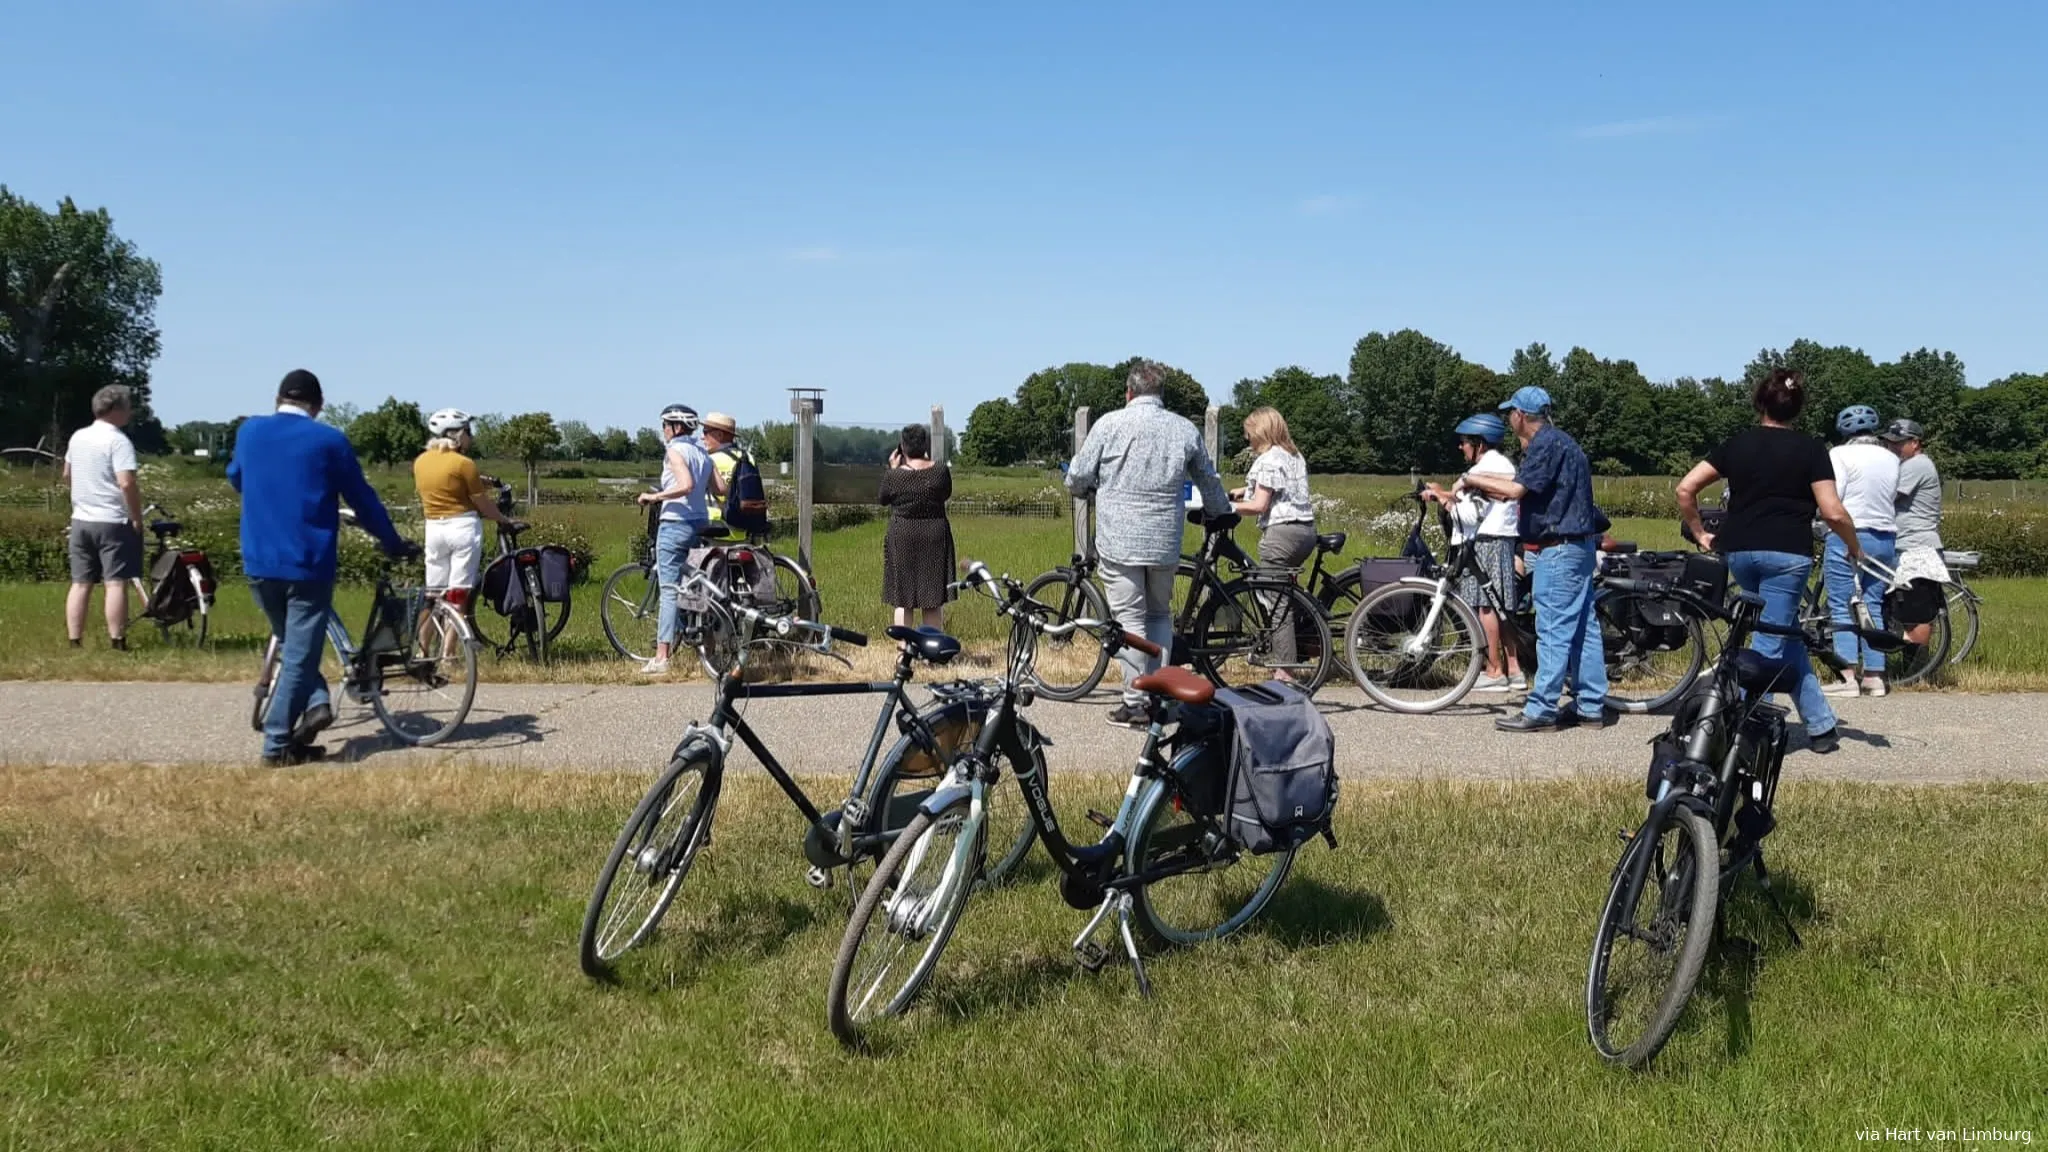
[700,412,742,537]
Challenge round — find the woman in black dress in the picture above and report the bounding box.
[878,424,955,631]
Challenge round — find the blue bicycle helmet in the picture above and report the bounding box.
[1836,405,1880,437]
[1454,413,1507,444]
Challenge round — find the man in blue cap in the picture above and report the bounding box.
[1460,386,1611,731]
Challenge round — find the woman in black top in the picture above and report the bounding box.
[878,424,955,631]
[1676,369,1862,754]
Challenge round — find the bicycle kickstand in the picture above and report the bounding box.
[1072,891,1152,998]
[1753,854,1803,949]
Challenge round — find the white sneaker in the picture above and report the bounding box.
[640,656,671,676]
[1507,675,1528,692]
[1822,677,1860,698]
[1472,674,1511,693]
[1863,676,1889,698]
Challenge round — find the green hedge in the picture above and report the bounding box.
[0,510,596,586]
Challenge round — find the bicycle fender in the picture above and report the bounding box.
[1394,576,1445,590]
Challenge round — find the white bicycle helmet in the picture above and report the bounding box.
[659,404,700,432]
[427,407,474,436]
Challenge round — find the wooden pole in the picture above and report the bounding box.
[1072,407,1091,561]
[930,405,947,468]
[1204,405,1220,465]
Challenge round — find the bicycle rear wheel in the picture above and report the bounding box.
[1191,579,1332,693]
[769,552,822,622]
[1946,583,1980,665]
[599,562,661,662]
[1128,781,1295,947]
[872,712,1038,887]
[579,748,721,979]
[524,568,549,663]
[1343,583,1484,714]
[1022,567,1113,701]
[369,600,478,746]
[1886,608,1950,686]
[1586,807,1718,1069]
[1600,597,1708,714]
[827,791,981,1044]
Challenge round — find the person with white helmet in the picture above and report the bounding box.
[1825,403,1900,696]
[633,403,719,675]
[414,407,524,600]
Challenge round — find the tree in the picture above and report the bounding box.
[320,401,361,438]
[554,419,594,461]
[632,426,665,461]
[470,413,507,458]
[347,396,425,467]
[1878,348,1966,445]
[960,398,1029,465]
[1220,366,1368,473]
[600,427,633,462]
[1552,347,1658,474]
[496,412,559,506]
[0,188,164,452]
[747,421,796,464]
[1345,330,1488,473]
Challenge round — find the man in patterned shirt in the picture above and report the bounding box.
[1064,360,1231,727]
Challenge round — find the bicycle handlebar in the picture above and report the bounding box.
[952,561,1149,655]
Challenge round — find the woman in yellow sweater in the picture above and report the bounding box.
[414,409,523,603]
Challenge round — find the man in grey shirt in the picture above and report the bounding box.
[1065,360,1230,726]
[1882,418,1946,646]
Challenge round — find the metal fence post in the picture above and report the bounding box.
[789,388,824,571]
[931,405,947,468]
[1072,406,1091,561]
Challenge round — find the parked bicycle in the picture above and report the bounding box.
[135,503,219,646]
[251,515,476,748]
[576,572,1035,981]
[826,561,1316,1044]
[470,479,572,662]
[1942,550,1982,666]
[598,499,820,664]
[1584,573,1898,1069]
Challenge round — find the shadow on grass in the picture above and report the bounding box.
[1675,862,1821,1064]
[606,893,824,992]
[1249,876,1393,949]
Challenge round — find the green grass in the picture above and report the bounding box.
[1,766,2042,1150]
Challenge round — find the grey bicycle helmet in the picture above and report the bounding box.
[1836,405,1880,437]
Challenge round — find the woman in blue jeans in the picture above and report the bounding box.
[1676,369,1863,755]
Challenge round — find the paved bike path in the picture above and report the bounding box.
[2,680,2042,785]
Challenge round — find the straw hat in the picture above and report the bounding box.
[702,411,738,434]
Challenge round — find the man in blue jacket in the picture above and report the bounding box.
[228,370,415,765]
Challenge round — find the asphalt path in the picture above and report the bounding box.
[3,679,2042,785]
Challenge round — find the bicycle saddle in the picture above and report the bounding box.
[149,520,182,537]
[1131,666,1215,706]
[1733,649,1802,696]
[886,625,961,665]
[1317,532,1347,553]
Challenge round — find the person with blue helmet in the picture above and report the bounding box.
[1423,412,1524,691]
[1460,386,1612,732]
[1826,403,1900,695]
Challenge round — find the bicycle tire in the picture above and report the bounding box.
[1127,779,1296,947]
[1317,569,1365,633]
[1585,806,1718,1070]
[1946,583,1980,665]
[871,711,1038,886]
[1601,597,1708,714]
[1887,607,1950,687]
[769,551,822,622]
[1022,568,1113,701]
[1191,579,1333,693]
[524,568,549,663]
[827,791,981,1045]
[252,636,282,732]
[1343,583,1484,714]
[578,746,721,979]
[369,600,477,747]
[600,562,661,662]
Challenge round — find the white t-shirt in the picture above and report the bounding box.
[64,420,138,524]
[1830,440,1900,534]
[1452,449,1520,542]
[1245,447,1314,528]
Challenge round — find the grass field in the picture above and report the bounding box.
[1,765,2041,1149]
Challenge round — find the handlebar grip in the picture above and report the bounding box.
[829,626,869,648]
[1120,631,1162,658]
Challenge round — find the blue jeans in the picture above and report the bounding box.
[1727,551,1837,737]
[1824,529,1897,673]
[251,577,335,758]
[1525,539,1607,721]
[655,519,704,646]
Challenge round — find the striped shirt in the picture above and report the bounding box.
[1064,396,1230,567]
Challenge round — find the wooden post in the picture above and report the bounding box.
[1204,405,1220,465]
[930,405,947,468]
[1071,406,1091,561]
[789,389,825,571]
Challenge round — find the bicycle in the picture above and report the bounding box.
[1584,574,1897,1069]
[1025,528,1356,701]
[825,562,1304,1044]
[598,501,820,664]
[576,573,1037,980]
[251,521,477,748]
[1795,545,1947,687]
[470,479,571,662]
[135,503,219,646]
[1941,550,1982,666]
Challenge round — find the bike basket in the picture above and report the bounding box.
[1214,681,1337,855]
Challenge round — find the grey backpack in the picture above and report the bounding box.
[1213,681,1339,854]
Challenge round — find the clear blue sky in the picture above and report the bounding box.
[6,0,2044,431]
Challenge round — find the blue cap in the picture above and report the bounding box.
[1500,386,1553,415]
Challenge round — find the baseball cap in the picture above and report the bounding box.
[1880,418,1924,443]
[1499,386,1553,415]
[277,369,323,406]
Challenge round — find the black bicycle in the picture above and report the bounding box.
[1584,573,1897,1069]
[576,578,1038,980]
[470,479,572,662]
[826,562,1302,1044]
[135,503,218,646]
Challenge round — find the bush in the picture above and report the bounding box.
[1940,508,2048,577]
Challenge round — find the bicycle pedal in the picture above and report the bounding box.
[1085,808,1114,830]
[804,865,832,890]
[1074,941,1112,973]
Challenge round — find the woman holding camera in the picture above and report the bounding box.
[878,424,955,630]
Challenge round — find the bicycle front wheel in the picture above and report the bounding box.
[1600,597,1708,714]
[1192,579,1332,693]
[1343,583,1484,714]
[600,562,661,662]
[579,748,721,979]
[1128,781,1295,947]
[827,791,982,1045]
[252,636,282,732]
[1586,806,1718,1070]
[369,600,478,746]
[1023,567,1113,701]
[1887,608,1950,687]
[1946,583,1980,665]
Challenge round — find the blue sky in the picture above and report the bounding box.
[6,0,2044,431]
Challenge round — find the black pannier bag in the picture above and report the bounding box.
[1212,681,1338,854]
[1602,553,1692,652]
